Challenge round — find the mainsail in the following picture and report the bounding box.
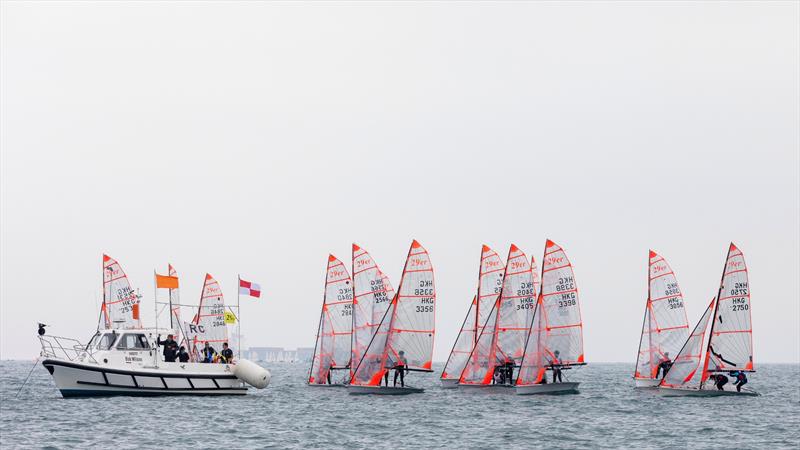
[705,243,753,372]
[441,245,504,381]
[459,244,535,385]
[634,250,690,380]
[350,244,395,380]
[351,240,436,386]
[660,298,715,388]
[517,240,584,384]
[309,255,354,385]
[537,240,584,365]
[187,274,228,358]
[102,254,141,329]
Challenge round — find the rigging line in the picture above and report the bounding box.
[15,357,41,398]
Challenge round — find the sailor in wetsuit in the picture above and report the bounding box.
[708,373,729,390]
[157,334,179,362]
[656,352,673,379]
[503,357,515,385]
[394,351,408,387]
[550,350,563,383]
[177,346,190,362]
[729,371,748,392]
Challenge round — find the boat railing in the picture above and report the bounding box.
[38,335,97,363]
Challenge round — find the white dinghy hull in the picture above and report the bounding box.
[634,378,662,388]
[458,383,514,393]
[440,378,460,389]
[43,359,249,397]
[515,382,580,395]
[657,386,759,397]
[347,385,424,395]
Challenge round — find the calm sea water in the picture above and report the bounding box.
[1,361,798,449]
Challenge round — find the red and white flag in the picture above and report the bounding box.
[239,278,261,298]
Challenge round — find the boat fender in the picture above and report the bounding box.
[234,359,270,389]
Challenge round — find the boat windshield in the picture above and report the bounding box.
[116,333,149,350]
[97,332,118,350]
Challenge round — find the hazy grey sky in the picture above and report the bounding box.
[2,1,798,363]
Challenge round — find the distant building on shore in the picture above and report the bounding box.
[246,347,314,362]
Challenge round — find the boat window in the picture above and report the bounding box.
[97,333,117,350]
[86,332,101,350]
[116,334,149,350]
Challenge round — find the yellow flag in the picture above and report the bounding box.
[224,311,237,324]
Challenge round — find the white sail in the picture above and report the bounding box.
[459,244,534,385]
[350,244,395,380]
[189,274,228,359]
[309,255,354,385]
[635,250,690,380]
[661,298,715,388]
[706,243,754,372]
[351,240,436,386]
[102,254,141,329]
[441,245,504,382]
[538,240,584,365]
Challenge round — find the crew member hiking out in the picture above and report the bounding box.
[157,334,178,362]
[393,350,408,387]
[655,352,673,379]
[220,342,234,364]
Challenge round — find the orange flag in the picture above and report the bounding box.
[155,274,179,289]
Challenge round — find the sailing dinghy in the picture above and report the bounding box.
[40,257,270,397]
[458,244,536,391]
[350,244,396,383]
[440,245,505,388]
[348,240,436,395]
[308,255,354,386]
[658,243,757,396]
[515,240,585,394]
[633,251,690,388]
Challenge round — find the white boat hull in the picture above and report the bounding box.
[440,378,460,389]
[308,383,347,388]
[347,385,424,395]
[634,378,662,388]
[458,383,514,392]
[657,386,759,397]
[515,382,580,395]
[43,358,249,397]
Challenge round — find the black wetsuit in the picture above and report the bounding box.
[656,359,673,379]
[157,337,178,362]
[177,351,190,362]
[711,374,729,390]
[551,359,563,383]
[202,346,216,363]
[394,364,406,387]
[504,361,515,385]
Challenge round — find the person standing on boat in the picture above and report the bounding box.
[157,334,179,362]
[729,371,748,392]
[201,342,217,363]
[220,342,234,364]
[177,346,190,363]
[656,352,673,379]
[550,350,563,383]
[393,350,408,387]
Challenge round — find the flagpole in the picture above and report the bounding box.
[153,270,159,368]
[168,268,174,330]
[237,274,241,361]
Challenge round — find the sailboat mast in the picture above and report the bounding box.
[474,246,483,348]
